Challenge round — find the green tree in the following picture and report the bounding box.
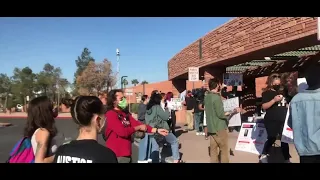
[141,80,148,85]
[74,48,95,85]
[0,74,12,110]
[0,73,11,94]
[131,79,139,86]
[35,71,50,95]
[11,67,36,105]
[35,63,62,101]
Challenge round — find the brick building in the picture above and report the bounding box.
[126,17,320,123]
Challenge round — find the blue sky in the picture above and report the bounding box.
[0,17,232,85]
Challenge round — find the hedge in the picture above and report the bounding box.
[129,103,139,114]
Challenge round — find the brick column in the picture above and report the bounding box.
[242,77,257,117]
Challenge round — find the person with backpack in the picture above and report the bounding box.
[53,96,118,163]
[105,89,168,163]
[7,96,58,163]
[146,90,182,163]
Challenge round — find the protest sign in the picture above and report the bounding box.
[235,123,268,155]
[223,97,241,127]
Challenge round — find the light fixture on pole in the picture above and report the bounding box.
[121,76,128,90]
[116,48,120,89]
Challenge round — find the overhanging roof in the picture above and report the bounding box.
[226,45,320,74]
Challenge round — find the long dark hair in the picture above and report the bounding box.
[106,89,123,111]
[146,90,162,110]
[24,96,57,138]
[263,73,284,93]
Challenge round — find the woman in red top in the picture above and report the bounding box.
[105,89,168,163]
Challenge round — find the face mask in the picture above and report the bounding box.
[118,98,128,110]
[273,85,281,91]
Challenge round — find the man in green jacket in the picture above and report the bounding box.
[204,77,239,163]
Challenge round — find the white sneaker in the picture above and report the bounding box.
[201,132,205,136]
[196,132,200,136]
[147,159,152,163]
[259,154,268,163]
[137,160,149,163]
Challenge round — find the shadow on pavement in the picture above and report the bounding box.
[175,129,188,138]
[160,145,184,163]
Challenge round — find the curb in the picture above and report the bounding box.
[0,116,72,119]
[0,123,12,127]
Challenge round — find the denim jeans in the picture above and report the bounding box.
[138,134,159,162]
[194,112,203,132]
[164,132,180,160]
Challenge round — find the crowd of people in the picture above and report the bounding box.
[6,63,320,163]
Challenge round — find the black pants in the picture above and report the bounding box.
[262,136,290,160]
[300,155,320,163]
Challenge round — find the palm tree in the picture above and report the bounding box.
[122,79,129,89]
[141,80,148,85]
[131,79,139,86]
[141,80,148,95]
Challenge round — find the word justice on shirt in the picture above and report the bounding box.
[56,155,93,163]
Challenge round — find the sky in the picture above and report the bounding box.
[0,17,232,86]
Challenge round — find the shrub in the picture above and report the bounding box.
[129,103,139,114]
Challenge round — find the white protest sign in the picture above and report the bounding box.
[235,123,268,155]
[281,107,293,144]
[223,73,243,86]
[188,67,199,82]
[223,97,241,127]
[171,98,183,110]
[297,78,308,92]
[281,77,309,144]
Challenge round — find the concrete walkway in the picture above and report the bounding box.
[174,124,299,163]
[0,112,72,118]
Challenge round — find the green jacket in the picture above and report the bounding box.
[145,105,170,130]
[204,92,228,134]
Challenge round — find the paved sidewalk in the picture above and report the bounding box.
[175,124,299,163]
[0,112,72,118]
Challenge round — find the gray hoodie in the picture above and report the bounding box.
[145,104,170,130]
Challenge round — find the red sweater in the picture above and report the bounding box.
[105,110,153,157]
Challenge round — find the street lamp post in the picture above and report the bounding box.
[116,48,120,89]
[120,76,128,90]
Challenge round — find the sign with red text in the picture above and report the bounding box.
[235,123,268,155]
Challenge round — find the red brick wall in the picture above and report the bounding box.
[255,76,268,97]
[124,81,177,103]
[168,17,318,80]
